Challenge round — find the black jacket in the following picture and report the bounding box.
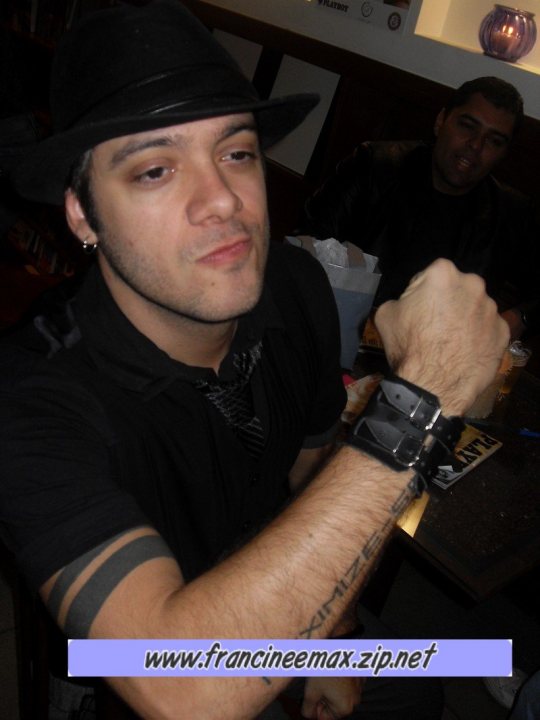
[301,141,540,328]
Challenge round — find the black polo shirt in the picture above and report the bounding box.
[0,241,345,591]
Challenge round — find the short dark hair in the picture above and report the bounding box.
[444,76,524,134]
[66,149,101,234]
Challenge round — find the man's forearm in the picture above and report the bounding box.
[97,447,414,719]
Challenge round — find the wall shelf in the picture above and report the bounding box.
[416,0,540,77]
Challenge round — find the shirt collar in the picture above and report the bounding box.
[74,263,284,398]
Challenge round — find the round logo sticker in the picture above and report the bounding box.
[388,11,402,30]
[361,2,374,18]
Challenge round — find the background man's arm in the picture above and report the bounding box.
[298,144,372,243]
[501,194,540,339]
[501,307,525,341]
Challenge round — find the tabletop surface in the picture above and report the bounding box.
[401,370,540,600]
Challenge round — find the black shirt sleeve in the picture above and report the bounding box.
[0,350,148,591]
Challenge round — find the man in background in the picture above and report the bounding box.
[300,76,539,339]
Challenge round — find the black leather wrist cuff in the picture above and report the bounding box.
[346,374,464,495]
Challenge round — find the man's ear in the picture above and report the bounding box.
[433,108,446,138]
[65,189,97,247]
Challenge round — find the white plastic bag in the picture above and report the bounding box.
[286,236,381,369]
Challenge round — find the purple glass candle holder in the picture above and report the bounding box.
[479,5,537,62]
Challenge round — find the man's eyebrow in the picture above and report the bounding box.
[109,136,176,169]
[108,120,259,170]
[220,120,258,141]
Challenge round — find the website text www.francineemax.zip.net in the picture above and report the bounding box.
[144,641,438,676]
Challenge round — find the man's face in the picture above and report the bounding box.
[68,113,269,325]
[432,93,516,195]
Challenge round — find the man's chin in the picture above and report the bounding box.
[191,286,264,325]
[437,173,478,195]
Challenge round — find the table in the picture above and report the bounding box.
[400,369,540,601]
[355,351,540,604]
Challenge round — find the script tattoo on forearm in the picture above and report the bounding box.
[299,485,412,638]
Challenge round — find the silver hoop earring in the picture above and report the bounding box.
[82,238,98,254]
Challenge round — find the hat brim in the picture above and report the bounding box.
[14,93,319,205]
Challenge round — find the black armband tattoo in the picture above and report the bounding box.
[54,534,174,639]
[47,529,143,621]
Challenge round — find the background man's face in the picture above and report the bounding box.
[432,92,516,195]
[73,113,269,325]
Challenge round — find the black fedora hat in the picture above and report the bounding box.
[14,0,319,205]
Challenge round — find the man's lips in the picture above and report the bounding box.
[455,154,477,172]
[197,238,251,265]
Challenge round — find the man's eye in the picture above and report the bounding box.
[488,137,506,149]
[225,150,256,162]
[134,166,172,183]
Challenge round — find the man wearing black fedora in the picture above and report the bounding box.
[0,1,508,719]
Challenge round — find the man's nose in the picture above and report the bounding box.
[467,132,485,153]
[186,163,242,225]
